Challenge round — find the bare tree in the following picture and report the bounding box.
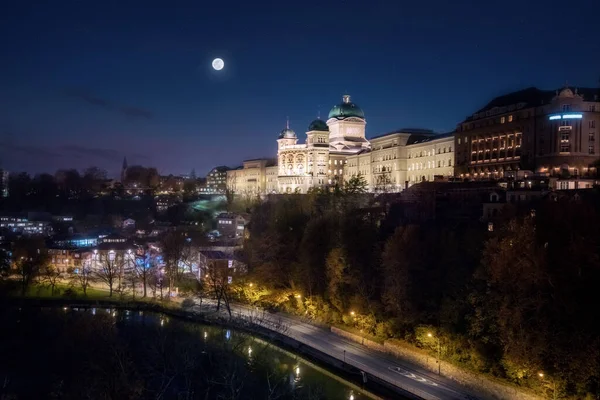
[95,252,124,297]
[161,232,186,299]
[12,237,49,296]
[135,253,153,298]
[202,261,234,318]
[68,265,93,296]
[40,265,61,296]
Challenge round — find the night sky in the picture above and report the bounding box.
[1,1,599,177]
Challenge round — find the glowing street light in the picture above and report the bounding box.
[539,372,544,378]
[294,294,301,299]
[428,332,441,375]
[350,311,355,316]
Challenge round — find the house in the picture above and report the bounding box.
[197,250,246,282]
[216,213,249,238]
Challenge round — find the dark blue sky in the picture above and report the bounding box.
[1,0,599,177]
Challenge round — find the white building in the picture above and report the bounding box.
[227,94,456,195]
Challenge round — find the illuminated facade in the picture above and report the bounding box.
[455,86,600,178]
[0,169,8,197]
[227,94,456,195]
[206,166,231,193]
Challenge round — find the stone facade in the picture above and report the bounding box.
[227,95,455,195]
[455,86,600,179]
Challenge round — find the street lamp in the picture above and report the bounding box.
[538,372,557,400]
[350,311,355,316]
[428,332,441,375]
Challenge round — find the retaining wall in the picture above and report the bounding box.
[331,327,542,400]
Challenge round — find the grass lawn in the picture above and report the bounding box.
[25,283,111,300]
[20,282,183,309]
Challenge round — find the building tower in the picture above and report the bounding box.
[326,94,369,154]
[121,156,128,183]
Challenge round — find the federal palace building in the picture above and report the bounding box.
[227,86,600,196]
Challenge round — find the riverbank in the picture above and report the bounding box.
[2,297,406,400]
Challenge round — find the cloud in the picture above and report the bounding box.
[0,139,61,159]
[60,145,149,162]
[65,88,111,108]
[60,145,121,162]
[64,88,154,119]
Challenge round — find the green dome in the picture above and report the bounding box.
[308,119,329,132]
[328,94,365,120]
[278,128,296,139]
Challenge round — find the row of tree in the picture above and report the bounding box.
[242,188,600,399]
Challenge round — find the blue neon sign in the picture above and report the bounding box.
[548,113,583,120]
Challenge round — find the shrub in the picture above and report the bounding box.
[181,298,195,309]
[62,288,77,298]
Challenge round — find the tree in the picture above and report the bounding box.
[68,265,93,296]
[374,171,393,193]
[40,265,61,296]
[135,251,154,298]
[95,252,124,297]
[160,232,186,299]
[0,247,10,279]
[344,173,368,194]
[12,237,49,296]
[82,166,108,193]
[325,248,348,313]
[202,260,233,318]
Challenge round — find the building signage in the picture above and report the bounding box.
[548,113,583,120]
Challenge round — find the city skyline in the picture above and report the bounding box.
[1,1,599,177]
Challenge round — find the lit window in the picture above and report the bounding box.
[508,115,513,122]
[458,138,461,145]
[500,116,506,124]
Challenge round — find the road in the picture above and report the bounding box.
[191,299,479,400]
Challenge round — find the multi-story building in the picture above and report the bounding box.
[216,213,249,238]
[227,159,278,197]
[227,94,454,195]
[345,130,454,191]
[0,216,53,236]
[455,86,600,179]
[48,248,79,273]
[206,166,231,193]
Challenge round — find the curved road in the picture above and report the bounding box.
[192,300,479,400]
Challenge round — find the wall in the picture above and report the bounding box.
[330,327,543,400]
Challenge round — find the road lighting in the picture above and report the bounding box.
[350,311,355,316]
[428,332,441,375]
[538,372,557,399]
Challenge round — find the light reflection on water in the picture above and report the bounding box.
[70,307,370,400]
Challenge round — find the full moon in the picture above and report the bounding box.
[212,58,224,71]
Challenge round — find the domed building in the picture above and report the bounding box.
[227,93,457,196]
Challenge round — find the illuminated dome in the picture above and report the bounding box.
[278,126,296,139]
[328,94,365,120]
[308,119,328,132]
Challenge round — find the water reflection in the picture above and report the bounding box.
[5,307,370,400]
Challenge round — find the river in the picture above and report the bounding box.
[0,306,378,400]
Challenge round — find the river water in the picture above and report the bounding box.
[0,306,376,400]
